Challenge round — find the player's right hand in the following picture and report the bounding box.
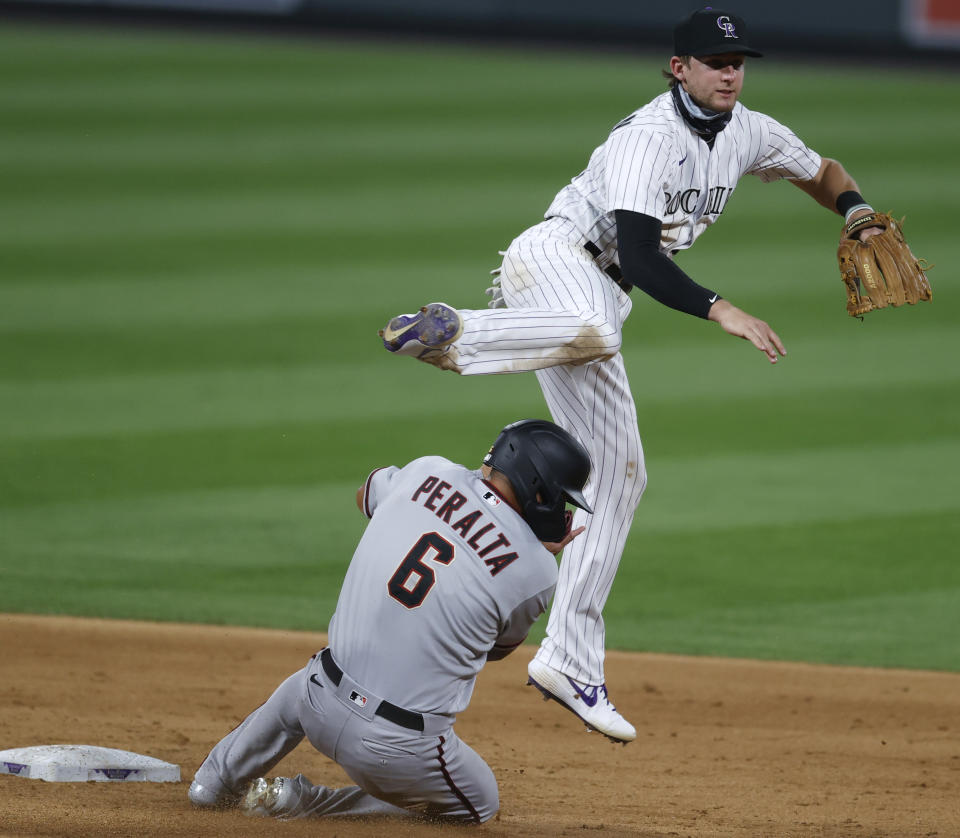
[708,300,786,364]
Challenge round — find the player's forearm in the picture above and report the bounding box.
[792,157,863,215]
[615,209,720,318]
[486,639,523,662]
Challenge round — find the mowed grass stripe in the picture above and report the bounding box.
[0,410,539,506]
[0,262,475,329]
[601,510,960,669]
[3,398,956,516]
[2,314,955,393]
[0,182,561,247]
[2,31,950,118]
[1,353,956,457]
[7,109,954,210]
[5,129,583,184]
[0,482,359,627]
[0,372,949,451]
[0,225,519,280]
[8,170,948,243]
[5,177,949,246]
[636,439,960,533]
[0,482,362,565]
[606,588,960,670]
[2,234,946,325]
[0,365,544,440]
[0,471,366,621]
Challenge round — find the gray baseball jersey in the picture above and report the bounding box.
[332,455,557,714]
[191,456,556,823]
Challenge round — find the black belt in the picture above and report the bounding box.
[583,241,632,295]
[320,648,425,733]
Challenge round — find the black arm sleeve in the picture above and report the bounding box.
[615,209,720,320]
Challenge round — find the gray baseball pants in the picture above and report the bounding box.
[192,650,498,823]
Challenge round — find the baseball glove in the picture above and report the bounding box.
[837,212,932,317]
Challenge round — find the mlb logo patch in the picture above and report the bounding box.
[349,690,368,708]
[482,490,501,508]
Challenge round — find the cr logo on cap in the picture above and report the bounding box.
[717,15,737,38]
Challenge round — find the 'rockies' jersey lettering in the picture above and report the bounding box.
[545,90,821,256]
[663,185,732,216]
[664,188,699,214]
[708,186,731,214]
[411,475,519,576]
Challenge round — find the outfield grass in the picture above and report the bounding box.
[1,23,957,670]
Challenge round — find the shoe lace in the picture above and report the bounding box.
[599,684,619,711]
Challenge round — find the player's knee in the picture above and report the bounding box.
[595,326,623,358]
[477,802,499,823]
[628,461,648,508]
[468,760,499,823]
[623,436,647,509]
[434,782,497,824]
[568,315,621,362]
[474,788,499,823]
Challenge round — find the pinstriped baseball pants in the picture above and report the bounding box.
[442,217,648,684]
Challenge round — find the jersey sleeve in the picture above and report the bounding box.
[746,113,821,183]
[487,584,554,661]
[361,456,456,518]
[604,125,674,219]
[360,466,400,518]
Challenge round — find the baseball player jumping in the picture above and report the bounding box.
[379,7,889,744]
[189,420,593,822]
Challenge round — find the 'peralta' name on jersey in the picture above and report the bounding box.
[410,475,519,576]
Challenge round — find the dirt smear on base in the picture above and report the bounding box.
[1,614,958,837]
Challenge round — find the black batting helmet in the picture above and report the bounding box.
[483,419,593,542]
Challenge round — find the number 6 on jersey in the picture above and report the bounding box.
[387,532,455,608]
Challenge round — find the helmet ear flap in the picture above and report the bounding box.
[484,419,593,541]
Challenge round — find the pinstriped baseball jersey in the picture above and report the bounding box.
[546,90,821,257]
[328,456,556,716]
[379,70,834,721]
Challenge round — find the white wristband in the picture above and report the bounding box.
[844,203,874,223]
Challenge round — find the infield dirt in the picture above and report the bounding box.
[1,614,958,837]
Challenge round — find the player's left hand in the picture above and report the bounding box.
[836,212,932,317]
[542,525,585,556]
[543,510,585,555]
[707,299,786,364]
[847,208,883,241]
